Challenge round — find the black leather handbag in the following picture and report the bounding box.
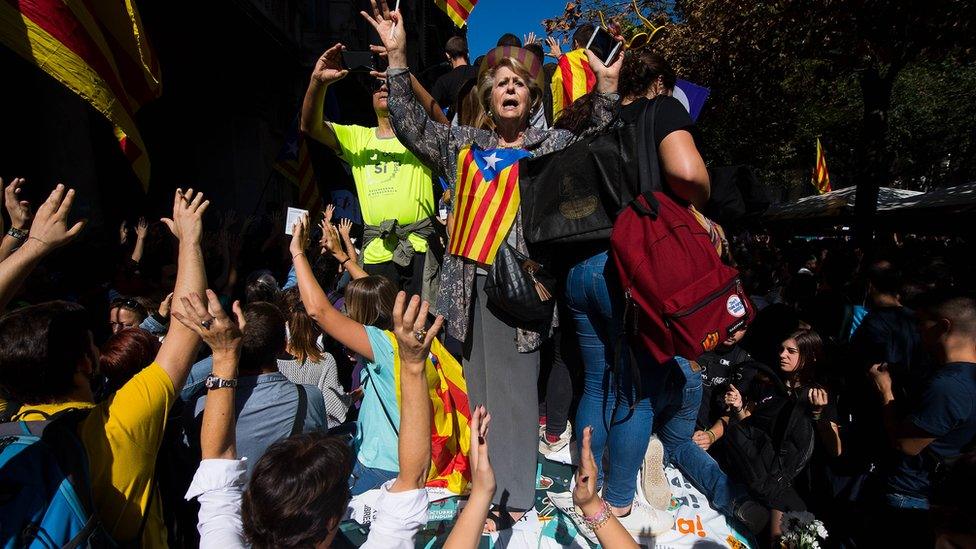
[484,244,556,324]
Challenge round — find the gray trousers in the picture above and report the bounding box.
[462,275,540,510]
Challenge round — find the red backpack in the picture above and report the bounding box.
[610,101,752,364]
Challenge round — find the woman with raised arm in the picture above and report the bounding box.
[360,0,622,530]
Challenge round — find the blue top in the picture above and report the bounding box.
[190,372,328,477]
[354,326,400,473]
[887,362,976,498]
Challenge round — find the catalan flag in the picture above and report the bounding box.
[449,146,531,265]
[435,0,478,27]
[812,138,832,194]
[551,49,595,122]
[388,333,472,494]
[0,0,161,190]
[274,125,321,215]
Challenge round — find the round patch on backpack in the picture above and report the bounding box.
[726,295,746,318]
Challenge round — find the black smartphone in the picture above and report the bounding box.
[341,50,376,73]
[585,27,621,67]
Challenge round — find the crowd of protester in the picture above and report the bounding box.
[0,3,973,548]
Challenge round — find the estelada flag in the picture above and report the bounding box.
[388,333,472,494]
[449,145,531,265]
[0,0,161,190]
[812,138,832,194]
[551,49,595,122]
[275,122,321,216]
[435,0,478,27]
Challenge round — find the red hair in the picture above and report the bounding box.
[99,328,160,389]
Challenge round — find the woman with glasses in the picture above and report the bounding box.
[109,296,150,334]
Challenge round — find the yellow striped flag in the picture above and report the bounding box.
[449,146,531,265]
[388,333,472,494]
[435,0,478,27]
[0,0,161,190]
[551,49,595,122]
[812,138,832,194]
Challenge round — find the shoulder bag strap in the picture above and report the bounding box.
[291,383,308,436]
[361,371,399,436]
[633,98,662,217]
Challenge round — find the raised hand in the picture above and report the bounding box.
[135,217,149,239]
[161,188,209,244]
[391,291,444,369]
[323,203,335,227]
[573,426,601,514]
[360,0,406,67]
[311,43,349,86]
[724,384,743,412]
[809,387,829,416]
[158,292,174,319]
[545,35,563,58]
[469,405,495,496]
[338,218,353,240]
[289,213,310,258]
[26,184,86,252]
[586,32,625,94]
[4,177,33,231]
[171,290,245,356]
[523,31,539,45]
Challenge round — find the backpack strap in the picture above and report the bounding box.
[633,97,662,217]
[291,384,308,437]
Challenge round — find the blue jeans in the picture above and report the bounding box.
[349,459,398,495]
[566,251,747,515]
[885,491,929,510]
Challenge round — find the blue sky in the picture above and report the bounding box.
[465,0,569,59]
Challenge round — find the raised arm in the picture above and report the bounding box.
[389,292,443,492]
[444,405,495,548]
[361,4,456,174]
[290,214,373,360]
[0,177,33,261]
[574,427,639,548]
[0,184,85,311]
[155,188,209,390]
[131,217,148,264]
[300,43,348,153]
[172,291,245,460]
[323,219,366,280]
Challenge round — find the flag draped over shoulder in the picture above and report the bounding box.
[388,333,472,495]
[274,125,321,215]
[449,145,531,265]
[812,138,832,194]
[435,0,477,28]
[0,0,161,190]
[551,49,595,122]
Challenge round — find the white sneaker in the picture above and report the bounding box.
[640,435,672,510]
[539,422,572,456]
[616,499,675,537]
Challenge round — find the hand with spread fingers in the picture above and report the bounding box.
[135,217,149,240]
[545,36,562,58]
[161,188,209,244]
[171,289,245,356]
[392,291,444,369]
[360,0,407,68]
[26,184,87,253]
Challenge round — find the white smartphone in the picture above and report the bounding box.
[285,207,308,235]
[585,27,622,67]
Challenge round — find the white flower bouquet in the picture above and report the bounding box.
[779,511,828,549]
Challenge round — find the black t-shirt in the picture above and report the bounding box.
[887,362,976,499]
[696,345,754,429]
[618,95,694,146]
[430,65,478,114]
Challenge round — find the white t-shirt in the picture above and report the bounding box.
[186,460,428,549]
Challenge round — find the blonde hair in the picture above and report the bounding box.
[477,58,543,122]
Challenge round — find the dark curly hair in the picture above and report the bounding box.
[618,49,677,100]
[242,432,353,548]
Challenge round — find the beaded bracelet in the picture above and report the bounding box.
[582,500,612,531]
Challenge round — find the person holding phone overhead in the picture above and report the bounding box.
[361,0,623,531]
[300,42,448,299]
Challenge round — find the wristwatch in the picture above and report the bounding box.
[204,375,238,390]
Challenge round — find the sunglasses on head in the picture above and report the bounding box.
[111,297,147,315]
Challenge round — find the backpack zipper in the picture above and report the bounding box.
[668,277,740,321]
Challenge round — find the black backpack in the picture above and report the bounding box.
[722,361,815,506]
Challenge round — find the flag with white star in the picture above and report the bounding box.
[449,145,531,264]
